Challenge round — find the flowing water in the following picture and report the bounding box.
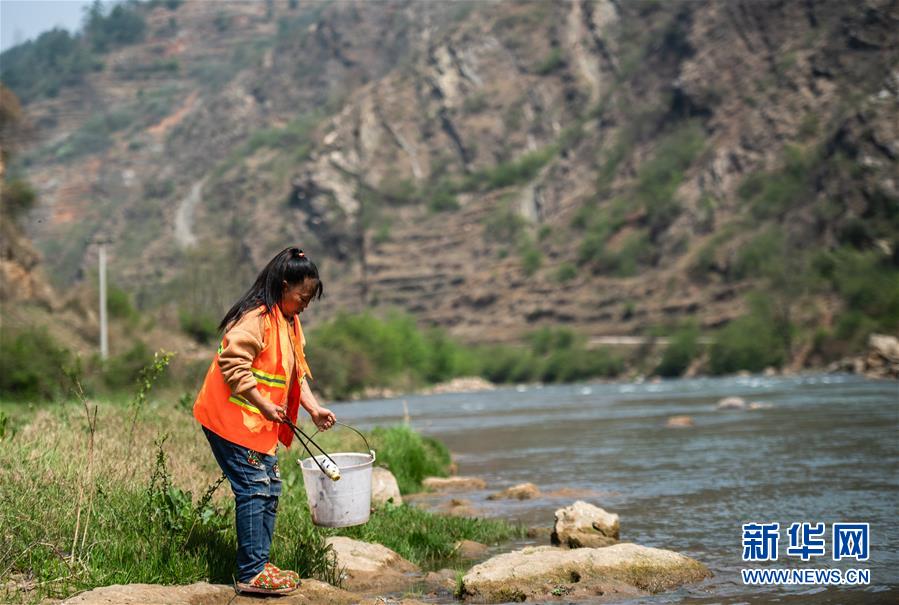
[333,373,898,604]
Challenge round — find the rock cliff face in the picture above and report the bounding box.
[5,0,897,347]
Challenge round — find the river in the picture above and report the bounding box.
[333,373,898,604]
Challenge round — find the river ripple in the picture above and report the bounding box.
[333,374,899,604]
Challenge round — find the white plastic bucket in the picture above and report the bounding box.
[300,450,376,527]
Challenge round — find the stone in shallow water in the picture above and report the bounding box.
[460,543,712,603]
[666,415,694,428]
[716,396,746,409]
[552,500,620,548]
[487,482,541,500]
[422,476,487,491]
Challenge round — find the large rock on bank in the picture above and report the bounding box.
[326,536,419,592]
[552,500,620,548]
[371,467,403,505]
[460,543,711,603]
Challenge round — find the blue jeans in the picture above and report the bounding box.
[203,427,282,582]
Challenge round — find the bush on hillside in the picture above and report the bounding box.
[0,327,74,401]
[655,322,700,377]
[709,298,788,374]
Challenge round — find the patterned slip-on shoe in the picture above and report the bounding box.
[235,565,298,595]
[265,562,300,584]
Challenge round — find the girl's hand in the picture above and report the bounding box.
[310,407,336,431]
[258,401,287,423]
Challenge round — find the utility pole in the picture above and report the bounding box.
[99,243,108,360]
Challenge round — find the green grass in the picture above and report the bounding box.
[337,503,524,570]
[0,398,515,603]
[369,425,451,494]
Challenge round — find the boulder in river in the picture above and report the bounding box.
[716,396,746,410]
[422,476,486,491]
[371,467,403,505]
[552,500,619,548]
[487,482,541,500]
[665,415,694,428]
[460,543,711,603]
[325,536,419,592]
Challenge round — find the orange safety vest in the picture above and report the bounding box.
[193,304,312,454]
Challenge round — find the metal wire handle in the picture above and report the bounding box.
[310,421,373,457]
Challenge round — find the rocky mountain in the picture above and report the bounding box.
[3,0,897,364]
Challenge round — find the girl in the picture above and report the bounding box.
[194,247,336,595]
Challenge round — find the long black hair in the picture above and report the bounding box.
[219,247,323,331]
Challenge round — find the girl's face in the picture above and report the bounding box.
[280,279,319,317]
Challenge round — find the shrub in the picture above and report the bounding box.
[0,327,74,400]
[535,48,565,75]
[709,299,787,374]
[729,228,785,282]
[369,425,451,494]
[633,120,704,237]
[179,310,219,344]
[464,145,556,191]
[556,262,577,282]
[519,239,542,276]
[738,145,815,219]
[427,180,460,212]
[103,341,158,390]
[0,178,36,220]
[107,284,139,324]
[655,322,700,377]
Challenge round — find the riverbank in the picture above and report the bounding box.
[1,394,715,605]
[344,330,898,402]
[0,399,521,604]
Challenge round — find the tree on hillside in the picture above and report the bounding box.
[83,0,147,52]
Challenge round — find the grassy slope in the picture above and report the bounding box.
[0,399,522,603]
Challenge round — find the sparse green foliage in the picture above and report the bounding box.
[84,0,147,52]
[0,29,99,102]
[520,239,543,276]
[464,145,556,191]
[633,120,704,237]
[709,296,788,374]
[463,92,489,114]
[338,502,523,569]
[126,350,174,445]
[0,327,74,401]
[556,262,577,282]
[370,425,451,494]
[0,178,36,220]
[107,284,139,325]
[535,48,565,75]
[655,322,700,377]
[738,145,815,219]
[178,310,219,344]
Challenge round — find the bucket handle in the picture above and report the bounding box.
[311,421,376,462]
